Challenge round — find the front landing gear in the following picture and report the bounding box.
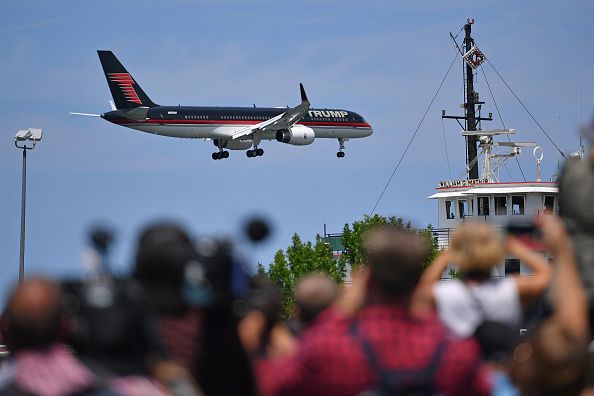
[247,148,264,158]
[336,138,346,158]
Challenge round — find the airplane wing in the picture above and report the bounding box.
[232,83,310,140]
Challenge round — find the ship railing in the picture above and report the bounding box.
[455,209,555,221]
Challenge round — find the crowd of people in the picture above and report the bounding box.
[0,132,593,396]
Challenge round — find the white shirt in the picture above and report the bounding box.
[433,278,521,338]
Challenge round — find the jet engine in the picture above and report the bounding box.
[213,139,253,150]
[275,125,315,146]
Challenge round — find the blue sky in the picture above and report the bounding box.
[1,1,593,302]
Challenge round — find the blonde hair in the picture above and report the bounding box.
[451,222,503,273]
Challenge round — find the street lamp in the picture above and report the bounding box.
[14,128,43,284]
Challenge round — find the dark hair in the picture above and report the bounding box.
[248,276,282,331]
[364,226,426,300]
[133,223,196,314]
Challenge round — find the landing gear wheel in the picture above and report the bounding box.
[257,148,264,156]
[212,152,220,160]
[246,150,253,158]
[223,151,229,158]
[337,151,345,158]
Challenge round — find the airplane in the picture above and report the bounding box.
[72,51,373,160]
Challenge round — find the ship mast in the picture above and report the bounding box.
[442,19,492,180]
[463,22,479,179]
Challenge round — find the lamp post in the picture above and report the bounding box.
[14,128,43,284]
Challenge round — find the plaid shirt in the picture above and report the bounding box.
[256,305,490,396]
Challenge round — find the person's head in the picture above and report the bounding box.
[295,273,338,326]
[133,222,196,314]
[1,278,63,353]
[451,222,503,278]
[363,226,427,303]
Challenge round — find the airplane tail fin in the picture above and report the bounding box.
[97,50,157,110]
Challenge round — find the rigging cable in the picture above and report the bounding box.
[370,51,459,215]
[480,65,527,181]
[441,117,453,179]
[485,58,566,158]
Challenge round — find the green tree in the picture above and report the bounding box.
[259,234,342,319]
[259,215,439,320]
[339,214,438,270]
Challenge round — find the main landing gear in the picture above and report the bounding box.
[212,150,229,160]
[336,138,346,158]
[212,139,230,160]
[246,148,264,158]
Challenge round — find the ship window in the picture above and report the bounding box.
[544,195,555,214]
[458,199,468,219]
[505,258,521,275]
[478,196,490,216]
[495,196,508,215]
[511,195,525,215]
[445,201,455,219]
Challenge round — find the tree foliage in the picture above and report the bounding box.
[258,234,345,319]
[257,215,439,320]
[339,214,438,269]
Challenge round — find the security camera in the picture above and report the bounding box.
[14,128,43,142]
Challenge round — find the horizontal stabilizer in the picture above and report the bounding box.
[118,106,149,120]
[70,112,101,117]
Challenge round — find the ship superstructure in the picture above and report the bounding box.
[429,20,560,277]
